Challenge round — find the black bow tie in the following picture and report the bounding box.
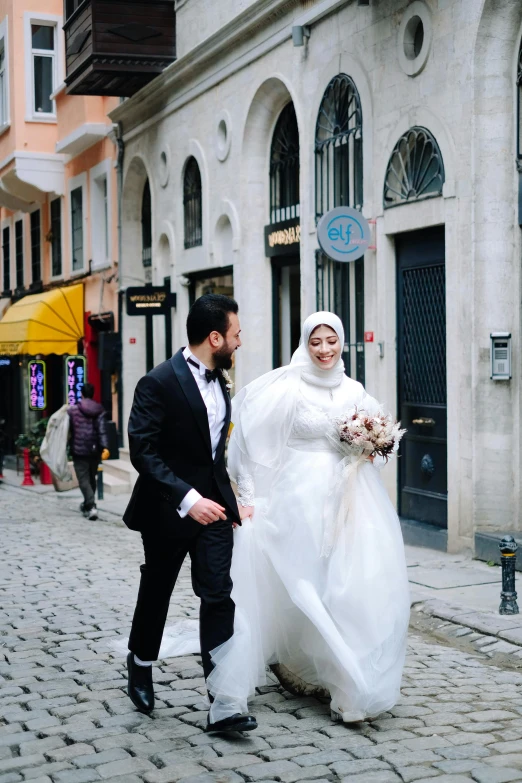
[187,357,219,384]
[205,368,219,384]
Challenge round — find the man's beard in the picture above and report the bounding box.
[213,343,234,370]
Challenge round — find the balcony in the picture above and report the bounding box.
[64,0,176,97]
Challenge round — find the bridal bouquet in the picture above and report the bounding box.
[333,407,406,461]
[321,407,406,558]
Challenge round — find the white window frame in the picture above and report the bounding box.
[68,172,88,276]
[13,212,25,290]
[1,216,12,294]
[0,17,10,134]
[24,12,64,123]
[49,196,64,281]
[89,159,113,270]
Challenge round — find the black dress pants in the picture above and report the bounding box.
[73,456,99,511]
[128,516,235,680]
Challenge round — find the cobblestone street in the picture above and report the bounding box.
[2,482,522,783]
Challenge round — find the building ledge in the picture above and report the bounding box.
[475,530,522,572]
[400,517,448,553]
[56,122,111,156]
[0,152,67,208]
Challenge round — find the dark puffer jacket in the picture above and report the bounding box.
[68,399,109,458]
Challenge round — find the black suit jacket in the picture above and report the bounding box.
[123,348,240,535]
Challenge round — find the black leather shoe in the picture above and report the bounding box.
[127,652,154,714]
[206,713,257,733]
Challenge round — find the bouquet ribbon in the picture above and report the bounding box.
[321,454,366,558]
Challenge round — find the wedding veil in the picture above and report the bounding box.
[228,312,347,496]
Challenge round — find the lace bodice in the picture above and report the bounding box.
[236,390,340,506]
[290,399,331,440]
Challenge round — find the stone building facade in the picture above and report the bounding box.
[112,0,522,555]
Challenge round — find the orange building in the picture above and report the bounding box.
[0,0,120,454]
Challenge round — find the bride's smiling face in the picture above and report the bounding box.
[308,325,342,370]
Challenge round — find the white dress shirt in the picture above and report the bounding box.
[177,346,227,518]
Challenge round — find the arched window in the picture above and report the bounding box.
[315,74,365,383]
[517,41,522,163]
[141,179,152,269]
[184,157,202,248]
[315,73,363,219]
[383,127,445,208]
[270,102,300,223]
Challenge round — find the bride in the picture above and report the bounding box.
[207,311,410,724]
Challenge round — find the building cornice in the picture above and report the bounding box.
[110,0,351,141]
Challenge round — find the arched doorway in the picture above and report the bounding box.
[315,74,364,383]
[384,127,447,529]
[268,102,300,367]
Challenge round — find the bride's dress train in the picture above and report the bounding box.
[207,383,410,723]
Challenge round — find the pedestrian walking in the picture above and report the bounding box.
[123,293,257,734]
[68,383,109,521]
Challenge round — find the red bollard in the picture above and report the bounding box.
[21,448,35,486]
[40,461,53,485]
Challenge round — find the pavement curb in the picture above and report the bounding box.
[413,597,522,659]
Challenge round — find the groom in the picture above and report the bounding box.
[123,294,257,733]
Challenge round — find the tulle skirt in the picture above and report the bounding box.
[207,446,410,722]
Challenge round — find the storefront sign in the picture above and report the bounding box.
[264,218,301,257]
[126,286,175,316]
[28,360,46,411]
[66,355,87,406]
[317,206,371,263]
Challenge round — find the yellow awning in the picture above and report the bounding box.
[0,284,84,356]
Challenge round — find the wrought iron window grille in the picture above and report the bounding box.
[184,157,203,249]
[383,126,445,208]
[269,102,300,224]
[315,73,363,222]
[401,263,446,405]
[314,73,365,385]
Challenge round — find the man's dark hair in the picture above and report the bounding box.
[187,294,238,346]
[82,383,95,399]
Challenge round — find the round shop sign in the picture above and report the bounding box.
[317,206,371,262]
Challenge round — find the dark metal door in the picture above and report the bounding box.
[397,227,447,527]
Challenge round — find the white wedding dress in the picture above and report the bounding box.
[207,374,410,723]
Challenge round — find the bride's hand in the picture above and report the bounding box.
[239,505,254,521]
[368,455,375,463]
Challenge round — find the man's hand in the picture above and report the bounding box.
[189,498,227,526]
[239,505,254,521]
[101,449,110,461]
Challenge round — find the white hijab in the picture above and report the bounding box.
[292,311,346,389]
[228,312,346,484]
